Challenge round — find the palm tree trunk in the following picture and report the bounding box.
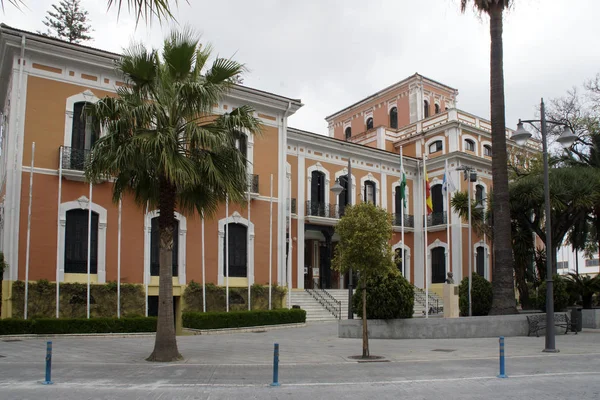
[488,3,518,315]
[362,279,369,358]
[147,176,182,362]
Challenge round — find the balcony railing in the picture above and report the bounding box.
[425,211,447,227]
[248,174,259,194]
[391,213,415,228]
[305,201,339,219]
[289,198,297,214]
[61,146,89,171]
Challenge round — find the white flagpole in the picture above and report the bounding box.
[117,196,122,318]
[268,174,273,310]
[86,181,93,319]
[400,146,405,277]
[56,146,63,318]
[144,201,149,317]
[287,175,292,309]
[201,212,206,312]
[423,154,429,319]
[24,142,35,320]
[226,195,229,312]
[445,159,451,278]
[247,180,252,311]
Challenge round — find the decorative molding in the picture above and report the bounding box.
[217,212,255,285]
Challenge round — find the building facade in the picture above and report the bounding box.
[0,25,539,318]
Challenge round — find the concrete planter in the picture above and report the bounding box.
[582,309,600,329]
[338,314,570,339]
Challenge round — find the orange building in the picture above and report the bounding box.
[0,25,538,319]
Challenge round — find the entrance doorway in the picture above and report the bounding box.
[147,296,179,328]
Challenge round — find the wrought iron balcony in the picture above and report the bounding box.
[425,211,447,227]
[248,174,259,194]
[391,213,415,228]
[305,201,339,219]
[61,146,89,171]
[289,198,297,214]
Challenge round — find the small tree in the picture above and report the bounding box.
[40,0,93,44]
[332,202,394,358]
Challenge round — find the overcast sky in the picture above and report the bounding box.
[3,0,599,134]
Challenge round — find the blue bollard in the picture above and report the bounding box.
[498,336,507,378]
[270,343,280,387]
[42,341,53,385]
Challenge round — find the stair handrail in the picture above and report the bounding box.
[305,289,340,319]
[322,290,342,320]
[413,286,443,314]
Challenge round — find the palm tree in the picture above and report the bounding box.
[461,0,516,314]
[3,0,174,22]
[86,30,262,362]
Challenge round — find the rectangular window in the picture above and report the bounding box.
[585,259,599,267]
[556,261,569,270]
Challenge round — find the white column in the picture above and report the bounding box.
[296,153,305,289]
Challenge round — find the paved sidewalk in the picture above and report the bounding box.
[1,322,599,399]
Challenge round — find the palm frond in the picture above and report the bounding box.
[106,0,177,24]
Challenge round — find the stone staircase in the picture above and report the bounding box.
[290,286,444,321]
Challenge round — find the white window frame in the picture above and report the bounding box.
[63,90,101,148]
[218,211,255,285]
[144,210,187,285]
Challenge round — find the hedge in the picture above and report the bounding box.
[182,309,306,330]
[352,269,414,319]
[0,317,157,335]
[459,272,493,316]
[183,282,287,312]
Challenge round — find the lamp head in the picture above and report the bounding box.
[556,125,577,149]
[330,179,344,196]
[512,120,532,146]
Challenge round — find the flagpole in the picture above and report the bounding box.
[268,174,273,310]
[226,195,229,312]
[247,178,252,311]
[24,142,35,320]
[287,174,292,309]
[117,196,122,318]
[423,154,429,319]
[86,181,93,319]
[201,212,206,313]
[144,201,149,317]
[400,146,405,277]
[445,159,451,278]
[56,146,63,318]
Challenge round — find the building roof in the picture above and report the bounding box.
[0,23,303,108]
[324,73,458,122]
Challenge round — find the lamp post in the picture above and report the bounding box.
[513,98,577,353]
[331,157,353,319]
[475,198,488,280]
[457,165,477,316]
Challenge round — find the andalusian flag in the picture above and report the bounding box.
[425,172,433,214]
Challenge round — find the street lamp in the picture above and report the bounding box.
[514,98,577,353]
[457,165,477,316]
[330,157,353,319]
[475,198,488,282]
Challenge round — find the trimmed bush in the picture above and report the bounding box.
[536,274,570,312]
[182,281,287,312]
[459,272,493,316]
[182,309,306,330]
[351,269,414,319]
[0,317,157,335]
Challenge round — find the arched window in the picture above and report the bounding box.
[150,217,179,277]
[476,184,484,204]
[70,102,99,169]
[309,171,326,216]
[64,209,98,274]
[389,107,398,129]
[395,248,406,276]
[484,144,492,157]
[345,127,352,140]
[476,246,486,277]
[366,117,374,130]
[364,180,376,205]
[234,131,247,158]
[465,139,475,152]
[434,103,440,114]
[338,175,350,216]
[430,184,444,225]
[431,247,446,283]
[424,100,430,118]
[429,140,443,154]
[224,223,247,277]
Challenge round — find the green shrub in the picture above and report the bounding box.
[182,309,305,330]
[536,274,570,312]
[351,269,414,319]
[0,317,156,335]
[182,281,286,312]
[459,272,493,316]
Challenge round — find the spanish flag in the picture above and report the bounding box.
[425,172,433,215]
